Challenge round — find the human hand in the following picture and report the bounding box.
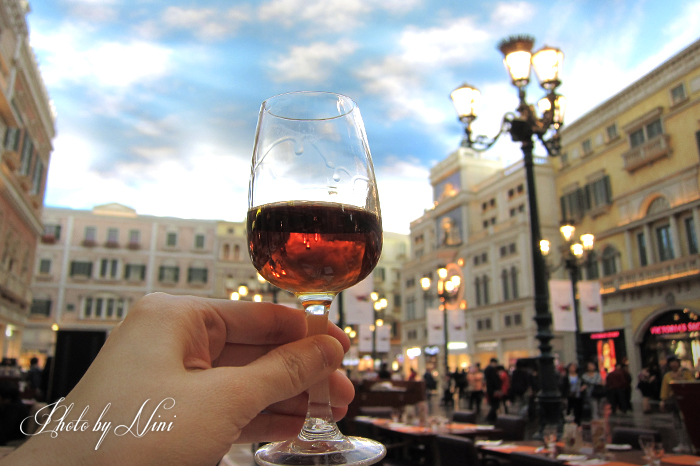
[4,293,353,466]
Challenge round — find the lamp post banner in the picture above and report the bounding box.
[342,274,374,324]
[358,324,374,352]
[578,280,604,332]
[376,325,391,352]
[448,309,467,342]
[427,307,445,345]
[549,279,576,331]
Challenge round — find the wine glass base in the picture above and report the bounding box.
[255,437,386,466]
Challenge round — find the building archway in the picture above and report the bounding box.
[633,304,700,370]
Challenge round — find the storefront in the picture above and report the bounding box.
[581,329,628,379]
[639,308,700,371]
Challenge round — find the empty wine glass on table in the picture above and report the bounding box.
[247,91,386,466]
[543,424,558,458]
[639,434,655,465]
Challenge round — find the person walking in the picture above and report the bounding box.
[637,365,658,413]
[467,364,484,415]
[484,358,502,423]
[605,363,629,414]
[581,361,603,420]
[660,355,694,452]
[560,363,585,425]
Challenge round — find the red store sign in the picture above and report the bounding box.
[649,322,700,335]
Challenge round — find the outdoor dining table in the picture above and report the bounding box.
[478,440,700,466]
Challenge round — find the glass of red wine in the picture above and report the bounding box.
[247,91,385,466]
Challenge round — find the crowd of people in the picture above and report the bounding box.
[420,354,698,427]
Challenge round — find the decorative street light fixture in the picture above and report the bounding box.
[420,265,464,379]
[541,222,595,369]
[371,292,388,367]
[450,34,566,429]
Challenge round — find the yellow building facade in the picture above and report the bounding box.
[556,37,700,381]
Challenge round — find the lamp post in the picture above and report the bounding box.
[540,223,595,369]
[370,292,388,368]
[420,266,463,379]
[450,34,565,428]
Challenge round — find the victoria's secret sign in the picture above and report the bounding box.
[649,322,700,335]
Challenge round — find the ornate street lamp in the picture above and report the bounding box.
[450,34,566,430]
[541,222,596,370]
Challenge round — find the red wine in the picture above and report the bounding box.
[247,201,382,293]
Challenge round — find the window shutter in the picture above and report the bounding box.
[604,175,612,204]
[583,184,592,211]
[159,266,164,281]
[560,197,567,222]
[203,269,208,283]
[140,265,146,281]
[174,267,180,282]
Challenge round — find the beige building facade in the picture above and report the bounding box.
[401,147,567,378]
[26,204,218,359]
[556,37,700,381]
[0,0,55,361]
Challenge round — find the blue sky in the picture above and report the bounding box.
[26,0,700,234]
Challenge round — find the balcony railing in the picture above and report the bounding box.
[622,133,672,173]
[600,255,700,294]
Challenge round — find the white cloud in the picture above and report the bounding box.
[270,40,357,83]
[375,157,433,234]
[31,26,172,89]
[258,0,421,30]
[160,6,250,40]
[489,1,536,27]
[399,17,491,65]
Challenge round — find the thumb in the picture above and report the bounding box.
[233,334,344,415]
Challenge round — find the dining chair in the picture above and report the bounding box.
[509,452,561,466]
[435,434,481,466]
[494,414,527,441]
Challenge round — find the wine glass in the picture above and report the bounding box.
[638,434,655,466]
[247,91,385,466]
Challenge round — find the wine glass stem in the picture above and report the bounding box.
[299,304,343,443]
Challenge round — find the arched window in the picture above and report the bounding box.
[234,244,241,261]
[647,197,670,216]
[602,246,618,276]
[585,251,599,280]
[223,244,230,260]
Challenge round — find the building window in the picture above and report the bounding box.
[589,176,612,209]
[630,118,663,148]
[30,299,51,317]
[646,119,663,140]
[584,252,599,280]
[510,208,516,217]
[511,267,519,298]
[602,246,617,276]
[504,315,512,327]
[43,224,61,241]
[129,230,140,247]
[671,83,686,105]
[83,297,127,320]
[656,225,674,262]
[483,220,488,229]
[19,133,34,176]
[606,123,619,141]
[405,296,416,320]
[517,184,524,193]
[500,246,507,257]
[99,259,119,279]
[514,313,522,326]
[482,275,490,305]
[194,234,205,249]
[84,227,96,242]
[685,217,698,255]
[159,266,180,282]
[39,259,51,274]
[637,232,648,267]
[84,298,93,318]
[70,261,93,278]
[481,252,488,263]
[106,228,119,246]
[582,139,592,155]
[125,264,146,281]
[166,232,177,247]
[501,270,510,301]
[509,243,516,254]
[375,267,386,282]
[630,128,645,148]
[31,159,44,194]
[477,318,492,331]
[4,127,20,151]
[187,267,208,284]
[405,277,415,288]
[475,278,482,306]
[518,204,525,213]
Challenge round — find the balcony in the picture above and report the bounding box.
[600,255,700,294]
[622,134,672,173]
[2,148,19,170]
